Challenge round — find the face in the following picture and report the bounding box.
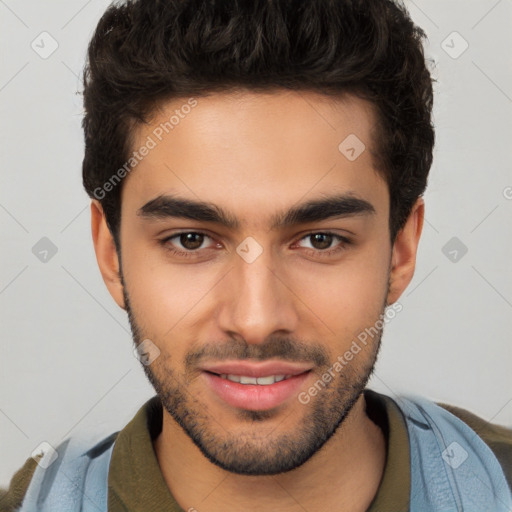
[95,90,415,476]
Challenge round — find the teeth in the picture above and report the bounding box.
[219,374,290,385]
[256,375,276,385]
[240,375,258,384]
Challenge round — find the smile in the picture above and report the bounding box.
[203,370,312,411]
[218,374,293,385]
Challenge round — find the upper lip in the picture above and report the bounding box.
[200,360,313,378]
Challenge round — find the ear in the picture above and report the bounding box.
[386,198,424,305]
[90,200,126,310]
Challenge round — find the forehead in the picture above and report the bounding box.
[122,90,388,226]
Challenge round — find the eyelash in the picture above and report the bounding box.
[159,231,352,259]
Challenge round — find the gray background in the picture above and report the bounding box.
[1,0,511,487]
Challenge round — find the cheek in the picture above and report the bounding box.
[293,247,390,339]
[121,241,217,338]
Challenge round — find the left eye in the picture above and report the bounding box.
[298,233,340,251]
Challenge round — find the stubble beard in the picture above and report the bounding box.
[122,285,385,476]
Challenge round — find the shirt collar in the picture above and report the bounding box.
[108,388,410,511]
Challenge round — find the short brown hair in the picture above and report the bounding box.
[82,0,435,247]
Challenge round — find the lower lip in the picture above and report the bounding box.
[203,371,311,411]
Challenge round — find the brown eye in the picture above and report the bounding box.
[179,232,205,250]
[160,231,215,258]
[296,232,351,259]
[309,233,334,250]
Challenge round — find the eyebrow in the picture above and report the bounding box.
[137,193,376,230]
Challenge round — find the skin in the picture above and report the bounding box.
[91,89,424,511]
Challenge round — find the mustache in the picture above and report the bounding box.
[185,337,329,370]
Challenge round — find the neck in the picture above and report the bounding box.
[153,392,386,512]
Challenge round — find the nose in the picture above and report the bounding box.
[216,242,299,345]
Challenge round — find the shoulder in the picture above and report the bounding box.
[437,401,512,489]
[0,430,118,512]
[0,455,40,512]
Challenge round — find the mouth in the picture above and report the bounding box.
[205,372,298,385]
[200,360,313,378]
[200,361,313,411]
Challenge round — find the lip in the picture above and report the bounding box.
[201,361,313,411]
[200,360,313,378]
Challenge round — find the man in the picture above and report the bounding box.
[1,0,511,511]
